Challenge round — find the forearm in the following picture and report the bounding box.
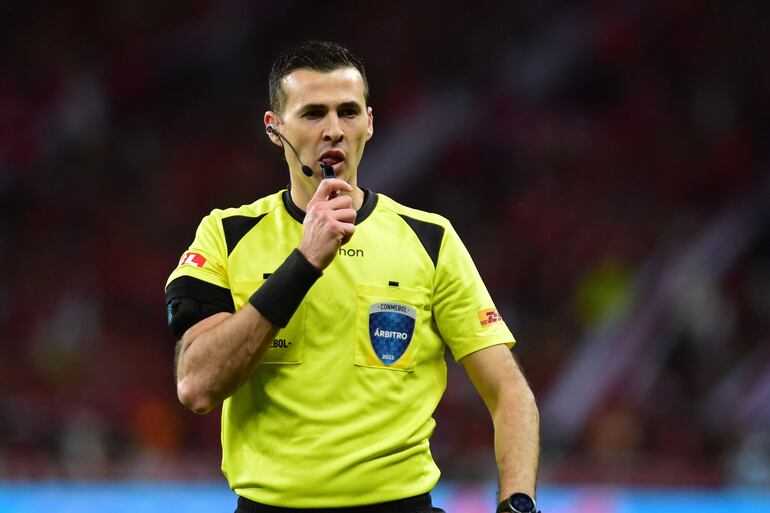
[493,385,540,500]
[176,305,279,414]
[461,345,541,502]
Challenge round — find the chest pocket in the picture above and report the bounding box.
[355,284,430,372]
[232,279,305,364]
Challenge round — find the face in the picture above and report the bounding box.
[265,67,373,184]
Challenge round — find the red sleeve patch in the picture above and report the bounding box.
[179,251,207,269]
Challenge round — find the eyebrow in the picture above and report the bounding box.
[300,101,363,113]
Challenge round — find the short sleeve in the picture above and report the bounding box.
[432,223,515,361]
[165,211,233,309]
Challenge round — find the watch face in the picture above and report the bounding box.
[510,493,535,513]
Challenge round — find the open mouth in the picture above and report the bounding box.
[319,150,345,172]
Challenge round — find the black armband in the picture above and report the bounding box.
[249,249,322,327]
[167,297,229,339]
[166,276,235,339]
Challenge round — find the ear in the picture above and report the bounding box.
[366,106,374,141]
[264,111,282,147]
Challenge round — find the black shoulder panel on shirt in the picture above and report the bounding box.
[222,213,267,256]
[398,215,445,267]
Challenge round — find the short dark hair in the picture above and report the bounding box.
[269,40,369,113]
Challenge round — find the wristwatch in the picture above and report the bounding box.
[496,492,539,513]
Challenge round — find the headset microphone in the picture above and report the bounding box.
[266,124,314,177]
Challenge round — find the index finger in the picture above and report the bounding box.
[310,178,353,202]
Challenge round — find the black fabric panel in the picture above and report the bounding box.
[222,214,267,256]
[165,276,234,312]
[355,188,378,224]
[248,249,321,328]
[165,276,235,339]
[236,492,433,513]
[282,188,306,223]
[398,215,445,268]
[167,297,229,339]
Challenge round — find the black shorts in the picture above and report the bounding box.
[235,493,445,513]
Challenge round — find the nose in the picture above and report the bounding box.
[322,114,344,144]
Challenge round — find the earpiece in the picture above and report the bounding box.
[266,123,314,177]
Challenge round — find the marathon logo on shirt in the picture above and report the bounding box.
[179,251,207,269]
[478,308,502,327]
[369,302,416,365]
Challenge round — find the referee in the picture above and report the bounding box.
[165,41,540,513]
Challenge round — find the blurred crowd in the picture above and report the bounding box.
[1,1,769,488]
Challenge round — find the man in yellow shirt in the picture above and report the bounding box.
[166,41,540,513]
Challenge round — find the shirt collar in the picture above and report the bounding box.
[282,186,378,225]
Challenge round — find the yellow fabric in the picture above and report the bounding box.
[165,190,515,508]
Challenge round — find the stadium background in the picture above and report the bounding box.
[1,1,769,511]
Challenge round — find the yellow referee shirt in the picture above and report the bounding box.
[165,189,514,508]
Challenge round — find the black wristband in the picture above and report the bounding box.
[248,249,322,327]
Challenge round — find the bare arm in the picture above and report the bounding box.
[175,307,278,414]
[175,178,356,414]
[461,344,540,500]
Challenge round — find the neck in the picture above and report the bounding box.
[289,173,365,212]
